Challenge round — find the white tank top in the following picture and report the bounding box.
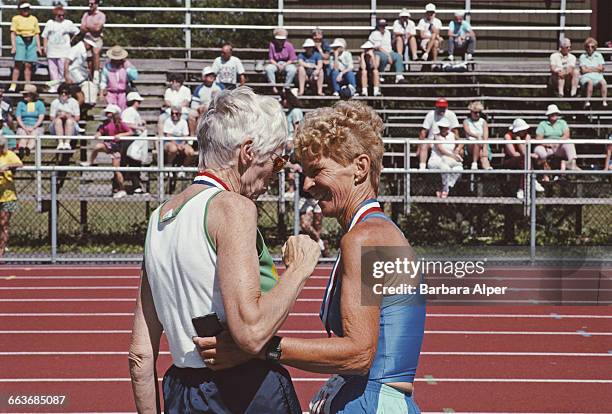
[465,117,485,138]
[144,187,225,368]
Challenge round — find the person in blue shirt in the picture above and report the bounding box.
[579,37,608,108]
[15,83,45,159]
[447,10,476,61]
[297,38,324,96]
[0,119,16,150]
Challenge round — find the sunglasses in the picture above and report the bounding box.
[271,152,289,173]
[171,112,181,116]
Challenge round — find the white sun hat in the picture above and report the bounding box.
[545,104,561,116]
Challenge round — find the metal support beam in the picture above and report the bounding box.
[50,172,58,263]
[278,0,284,27]
[559,0,567,42]
[185,0,192,60]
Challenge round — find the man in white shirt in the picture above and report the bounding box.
[157,72,192,137]
[49,83,80,150]
[417,3,443,61]
[188,66,223,135]
[211,42,246,89]
[64,37,96,85]
[550,37,579,97]
[164,106,195,170]
[121,92,147,194]
[368,19,405,83]
[42,5,79,92]
[393,9,418,62]
[418,98,461,169]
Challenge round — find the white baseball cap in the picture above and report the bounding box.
[330,38,346,48]
[454,10,465,17]
[302,38,316,48]
[399,9,411,17]
[18,2,31,9]
[545,104,561,116]
[126,91,143,102]
[103,104,121,114]
[202,66,215,76]
[425,3,436,12]
[360,40,375,49]
[437,118,451,128]
[511,118,530,133]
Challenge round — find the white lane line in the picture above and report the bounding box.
[1,351,610,357]
[4,330,611,335]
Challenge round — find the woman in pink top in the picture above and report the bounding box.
[100,46,138,110]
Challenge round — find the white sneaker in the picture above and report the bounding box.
[378,76,385,83]
[395,75,405,83]
[177,171,186,178]
[56,143,63,151]
[113,190,127,199]
[422,52,429,61]
[448,55,454,62]
[535,181,545,192]
[373,87,381,97]
[354,92,360,97]
[470,162,478,170]
[465,53,473,61]
[80,161,91,167]
[64,143,72,150]
[361,90,368,97]
[332,92,339,97]
[516,189,524,200]
[419,163,427,171]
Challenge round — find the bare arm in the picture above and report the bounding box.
[11,32,16,52]
[129,267,163,414]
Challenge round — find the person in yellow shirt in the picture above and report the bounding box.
[9,3,42,92]
[0,136,22,258]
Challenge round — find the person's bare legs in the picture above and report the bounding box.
[430,36,440,61]
[164,142,178,166]
[316,73,324,95]
[585,79,594,101]
[112,157,125,191]
[53,118,65,148]
[182,144,196,166]
[418,142,430,167]
[11,63,21,85]
[395,35,404,57]
[88,142,107,164]
[188,109,199,137]
[570,68,579,96]
[408,36,418,60]
[297,66,307,95]
[157,116,165,137]
[601,79,608,106]
[0,211,11,258]
[24,62,32,82]
[360,69,368,92]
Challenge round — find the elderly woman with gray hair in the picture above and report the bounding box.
[129,87,320,413]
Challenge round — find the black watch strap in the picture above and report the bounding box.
[265,335,283,362]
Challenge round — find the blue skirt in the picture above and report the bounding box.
[163,360,301,414]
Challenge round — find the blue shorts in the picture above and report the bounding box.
[330,377,420,414]
[15,36,38,63]
[163,360,301,414]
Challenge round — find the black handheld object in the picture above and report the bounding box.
[192,313,224,337]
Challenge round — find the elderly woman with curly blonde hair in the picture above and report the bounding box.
[199,100,426,413]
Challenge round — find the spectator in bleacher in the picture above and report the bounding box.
[297,39,324,96]
[211,42,246,89]
[447,10,475,61]
[534,104,580,172]
[0,136,23,259]
[329,38,356,97]
[579,38,608,108]
[0,85,15,130]
[605,133,612,170]
[121,92,147,195]
[100,45,138,111]
[311,27,331,66]
[359,41,381,97]
[503,119,544,199]
[188,67,223,136]
[9,2,42,93]
[368,19,405,83]
[463,101,491,170]
[80,0,105,85]
[15,84,45,160]
[82,104,133,198]
[419,98,460,170]
[49,84,80,151]
[417,3,443,62]
[393,9,418,63]
[265,27,298,94]
[428,118,463,198]
[157,72,191,137]
[164,106,195,170]
[550,38,579,98]
[64,36,97,86]
[42,6,79,93]
[0,119,17,151]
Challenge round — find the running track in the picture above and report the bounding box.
[0,265,611,413]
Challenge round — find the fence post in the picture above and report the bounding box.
[35,134,42,212]
[51,171,58,263]
[404,140,410,215]
[157,136,165,202]
[185,0,192,61]
[529,170,537,262]
[0,3,3,57]
[370,0,376,27]
[293,172,300,235]
[465,0,472,22]
[558,0,567,42]
[278,0,283,27]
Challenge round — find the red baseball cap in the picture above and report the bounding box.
[435,98,448,108]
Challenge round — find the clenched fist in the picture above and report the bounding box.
[282,234,320,274]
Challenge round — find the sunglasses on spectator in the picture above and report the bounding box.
[271,152,289,173]
[171,111,181,116]
[586,45,596,49]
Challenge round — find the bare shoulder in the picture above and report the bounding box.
[340,217,408,254]
[207,191,258,239]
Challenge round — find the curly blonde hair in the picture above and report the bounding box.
[294,100,384,191]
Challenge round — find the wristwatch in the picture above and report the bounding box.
[265,336,283,361]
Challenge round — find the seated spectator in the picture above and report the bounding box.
[121,92,147,195]
[15,84,45,159]
[329,38,356,97]
[419,98,460,170]
[311,27,331,69]
[0,84,15,130]
[299,197,326,254]
[534,104,580,172]
[368,19,405,83]
[605,133,612,171]
[503,119,544,200]
[280,89,303,196]
[64,36,97,86]
[164,106,195,169]
[393,9,418,62]
[448,10,475,61]
[427,118,463,198]
[463,101,491,170]
[297,39,324,96]
[100,45,138,111]
[417,3,443,62]
[579,37,608,108]
[550,38,579,97]
[9,3,42,92]
[49,84,80,150]
[42,5,79,93]
[359,41,381,97]
[188,67,223,136]
[157,72,191,137]
[80,0,105,84]
[265,27,298,94]
[0,135,23,259]
[81,104,133,198]
[212,42,246,89]
[0,119,17,151]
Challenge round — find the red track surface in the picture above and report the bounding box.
[0,265,611,413]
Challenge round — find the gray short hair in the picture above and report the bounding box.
[196,86,288,170]
[559,37,571,48]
